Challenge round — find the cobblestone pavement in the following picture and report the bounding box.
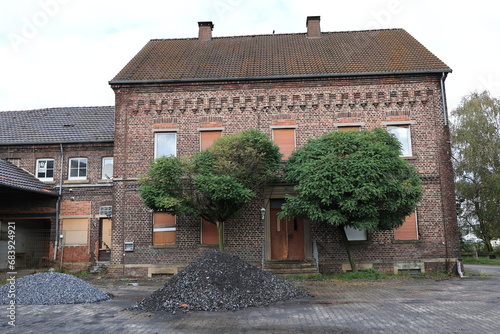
[1,275,499,333]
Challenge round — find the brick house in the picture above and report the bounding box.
[0,106,114,269]
[106,16,459,276]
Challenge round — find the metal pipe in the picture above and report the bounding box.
[440,72,449,125]
[53,143,64,261]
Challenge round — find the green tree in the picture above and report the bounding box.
[451,91,500,257]
[279,128,423,272]
[139,129,282,252]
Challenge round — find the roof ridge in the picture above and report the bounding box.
[149,28,407,42]
[0,106,114,113]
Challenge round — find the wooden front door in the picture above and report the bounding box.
[98,218,112,261]
[270,200,305,260]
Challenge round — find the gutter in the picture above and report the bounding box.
[109,70,452,86]
[1,140,114,146]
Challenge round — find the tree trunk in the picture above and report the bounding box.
[338,225,357,273]
[216,221,224,252]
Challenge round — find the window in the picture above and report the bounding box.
[201,219,219,244]
[387,125,412,157]
[36,159,55,181]
[101,157,114,180]
[272,128,295,160]
[344,226,367,241]
[153,212,176,245]
[68,158,87,180]
[200,130,222,150]
[394,211,418,240]
[62,218,88,245]
[155,132,176,158]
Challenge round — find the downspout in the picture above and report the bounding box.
[53,143,64,261]
[439,72,450,270]
[440,72,449,126]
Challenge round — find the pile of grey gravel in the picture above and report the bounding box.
[0,272,110,305]
[134,250,309,313]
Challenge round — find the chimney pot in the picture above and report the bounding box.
[306,16,321,38]
[198,21,214,41]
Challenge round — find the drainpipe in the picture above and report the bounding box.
[53,143,64,261]
[440,72,449,126]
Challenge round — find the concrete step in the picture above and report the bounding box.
[264,260,318,275]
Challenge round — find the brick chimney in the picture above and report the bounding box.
[198,21,214,41]
[306,16,321,38]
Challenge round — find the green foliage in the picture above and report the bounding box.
[139,129,282,252]
[461,256,500,265]
[451,91,500,253]
[280,128,422,231]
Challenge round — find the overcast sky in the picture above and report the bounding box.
[1,0,499,113]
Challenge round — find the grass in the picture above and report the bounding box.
[285,268,394,281]
[461,256,500,265]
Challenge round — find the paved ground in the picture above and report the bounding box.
[1,273,500,333]
[465,263,500,276]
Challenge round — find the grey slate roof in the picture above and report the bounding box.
[0,158,58,196]
[111,29,451,84]
[0,106,114,145]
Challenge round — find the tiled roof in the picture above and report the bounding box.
[111,29,451,83]
[0,158,58,196]
[0,106,114,145]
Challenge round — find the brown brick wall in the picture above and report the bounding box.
[109,73,459,275]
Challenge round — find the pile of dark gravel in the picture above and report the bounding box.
[0,272,110,305]
[134,250,309,313]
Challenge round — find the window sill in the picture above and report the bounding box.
[348,240,370,245]
[199,244,219,248]
[97,179,113,184]
[401,156,417,160]
[64,179,90,184]
[392,239,422,244]
[150,245,178,249]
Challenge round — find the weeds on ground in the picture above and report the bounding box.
[461,256,500,265]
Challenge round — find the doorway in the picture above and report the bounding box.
[98,218,112,261]
[270,199,305,260]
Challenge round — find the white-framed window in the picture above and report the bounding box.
[154,132,177,158]
[68,158,87,180]
[36,158,55,181]
[387,125,412,157]
[344,226,367,241]
[101,157,114,180]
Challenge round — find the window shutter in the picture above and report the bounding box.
[273,128,295,160]
[201,219,219,244]
[200,131,222,150]
[394,211,418,240]
[338,126,360,131]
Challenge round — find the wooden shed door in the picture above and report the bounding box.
[270,200,305,260]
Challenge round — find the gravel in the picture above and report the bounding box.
[134,250,310,313]
[0,272,110,305]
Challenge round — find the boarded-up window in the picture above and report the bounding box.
[201,219,219,244]
[200,130,222,150]
[338,126,360,131]
[153,212,176,245]
[62,218,88,245]
[394,211,418,240]
[273,128,295,160]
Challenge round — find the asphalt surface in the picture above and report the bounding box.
[465,263,500,276]
[2,272,500,333]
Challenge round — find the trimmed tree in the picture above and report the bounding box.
[451,91,500,257]
[279,128,423,272]
[139,129,282,252]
